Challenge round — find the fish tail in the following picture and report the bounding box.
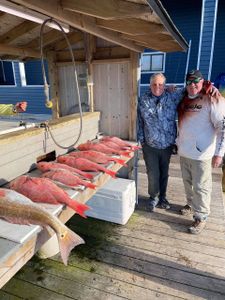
[121,151,131,157]
[68,199,90,218]
[113,158,128,167]
[83,181,97,189]
[105,169,117,178]
[83,173,94,180]
[58,228,85,265]
[131,145,141,150]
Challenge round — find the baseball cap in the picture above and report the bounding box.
[186,70,203,81]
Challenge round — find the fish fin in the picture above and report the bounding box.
[132,145,141,150]
[113,158,128,167]
[58,228,85,265]
[105,169,117,178]
[68,200,90,218]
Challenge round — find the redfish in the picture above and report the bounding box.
[102,136,141,151]
[77,141,130,157]
[42,169,97,190]
[57,156,117,178]
[37,161,93,180]
[0,188,84,265]
[69,150,127,167]
[9,176,90,218]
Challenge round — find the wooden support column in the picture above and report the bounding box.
[129,51,140,141]
[84,33,96,112]
[47,51,60,118]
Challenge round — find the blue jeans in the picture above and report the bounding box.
[142,143,173,202]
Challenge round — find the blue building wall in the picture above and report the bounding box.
[0,61,51,114]
[140,0,202,86]
[211,0,225,81]
[141,0,223,89]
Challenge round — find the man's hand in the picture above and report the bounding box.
[212,155,223,168]
[15,101,27,113]
[203,80,221,97]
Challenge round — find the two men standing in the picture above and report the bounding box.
[138,70,225,234]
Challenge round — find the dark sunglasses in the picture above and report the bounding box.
[186,77,202,85]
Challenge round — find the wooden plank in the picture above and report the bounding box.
[0,43,40,58]
[2,278,76,300]
[12,0,145,52]
[0,20,39,43]
[62,0,151,20]
[50,254,225,300]
[14,260,182,300]
[129,51,139,141]
[96,18,165,35]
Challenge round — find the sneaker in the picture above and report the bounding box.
[180,204,192,216]
[157,198,171,209]
[188,219,206,234]
[147,198,158,212]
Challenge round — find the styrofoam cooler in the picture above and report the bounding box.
[86,178,136,225]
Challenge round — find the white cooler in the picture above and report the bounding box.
[86,178,136,225]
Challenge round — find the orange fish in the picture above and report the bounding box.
[37,161,94,180]
[57,156,117,178]
[68,150,127,167]
[0,188,84,265]
[102,136,141,151]
[9,176,90,218]
[77,141,130,157]
[42,169,97,190]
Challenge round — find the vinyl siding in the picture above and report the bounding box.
[211,0,225,81]
[140,0,202,85]
[0,62,51,115]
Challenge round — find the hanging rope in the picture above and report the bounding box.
[40,18,83,149]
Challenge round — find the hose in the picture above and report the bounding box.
[40,18,83,149]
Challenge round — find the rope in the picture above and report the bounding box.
[40,18,83,149]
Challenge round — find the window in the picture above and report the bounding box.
[20,60,49,86]
[141,52,165,73]
[0,61,15,85]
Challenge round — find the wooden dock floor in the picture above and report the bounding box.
[1,154,225,299]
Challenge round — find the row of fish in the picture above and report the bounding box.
[0,136,140,265]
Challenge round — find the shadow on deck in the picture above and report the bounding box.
[1,155,225,299]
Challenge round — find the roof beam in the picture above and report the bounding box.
[0,43,40,58]
[0,20,39,44]
[11,0,144,52]
[96,18,165,36]
[62,0,151,20]
[24,29,64,49]
[53,31,83,51]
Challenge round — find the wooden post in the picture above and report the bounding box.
[84,33,96,112]
[129,51,140,141]
[47,51,60,118]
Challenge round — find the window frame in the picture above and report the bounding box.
[141,52,166,74]
[0,61,16,87]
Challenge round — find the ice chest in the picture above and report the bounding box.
[86,178,136,225]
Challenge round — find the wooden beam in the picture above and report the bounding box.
[0,20,39,44]
[56,46,130,63]
[0,43,40,58]
[122,33,182,52]
[62,0,151,20]
[47,51,60,118]
[129,51,139,141]
[25,29,63,49]
[53,31,83,51]
[96,18,165,36]
[12,0,144,52]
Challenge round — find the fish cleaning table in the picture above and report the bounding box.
[0,152,135,288]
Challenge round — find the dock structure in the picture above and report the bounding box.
[1,154,225,299]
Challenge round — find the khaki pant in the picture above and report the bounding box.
[180,156,212,220]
